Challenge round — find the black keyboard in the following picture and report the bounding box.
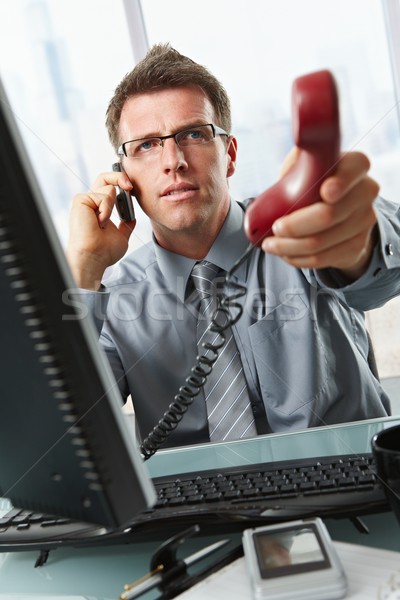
[0,453,388,553]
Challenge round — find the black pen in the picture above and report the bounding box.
[120,538,230,600]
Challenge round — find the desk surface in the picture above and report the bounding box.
[1,416,400,600]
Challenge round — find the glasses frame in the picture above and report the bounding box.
[117,123,229,158]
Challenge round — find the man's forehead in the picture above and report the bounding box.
[118,86,215,137]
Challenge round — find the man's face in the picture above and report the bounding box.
[118,86,237,251]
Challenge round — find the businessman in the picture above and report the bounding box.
[67,44,400,450]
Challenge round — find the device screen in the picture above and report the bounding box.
[253,523,331,579]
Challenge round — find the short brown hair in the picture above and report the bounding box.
[105,43,232,152]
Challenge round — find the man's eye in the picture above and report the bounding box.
[190,129,206,140]
[188,129,203,139]
[126,138,159,157]
[180,128,207,143]
[137,139,159,153]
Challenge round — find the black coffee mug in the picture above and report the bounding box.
[372,424,400,523]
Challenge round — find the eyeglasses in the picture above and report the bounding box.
[117,123,229,159]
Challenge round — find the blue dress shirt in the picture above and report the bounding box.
[75,197,400,448]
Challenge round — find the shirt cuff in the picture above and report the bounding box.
[314,196,400,291]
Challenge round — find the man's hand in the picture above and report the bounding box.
[66,171,136,290]
[261,150,379,282]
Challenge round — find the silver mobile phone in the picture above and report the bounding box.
[242,518,347,600]
[112,162,135,222]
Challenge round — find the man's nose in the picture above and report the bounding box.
[160,137,188,171]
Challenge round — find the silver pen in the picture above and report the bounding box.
[120,538,230,600]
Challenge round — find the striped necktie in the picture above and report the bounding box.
[191,261,257,441]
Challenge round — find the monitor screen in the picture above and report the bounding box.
[0,79,156,528]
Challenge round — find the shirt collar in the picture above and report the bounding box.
[154,200,250,302]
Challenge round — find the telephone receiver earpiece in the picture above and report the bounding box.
[244,70,341,246]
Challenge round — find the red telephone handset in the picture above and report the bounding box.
[244,70,341,246]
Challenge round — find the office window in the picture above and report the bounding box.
[141,0,400,201]
[0,0,153,248]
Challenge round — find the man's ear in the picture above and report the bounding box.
[226,136,238,178]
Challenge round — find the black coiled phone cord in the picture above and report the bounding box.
[140,244,256,460]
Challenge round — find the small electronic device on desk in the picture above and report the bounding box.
[242,519,347,600]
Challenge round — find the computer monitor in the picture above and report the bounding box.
[0,78,156,528]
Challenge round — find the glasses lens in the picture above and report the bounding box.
[176,125,214,147]
[124,138,161,158]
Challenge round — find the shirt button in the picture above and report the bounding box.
[385,243,394,256]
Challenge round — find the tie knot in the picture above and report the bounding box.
[191,261,222,298]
